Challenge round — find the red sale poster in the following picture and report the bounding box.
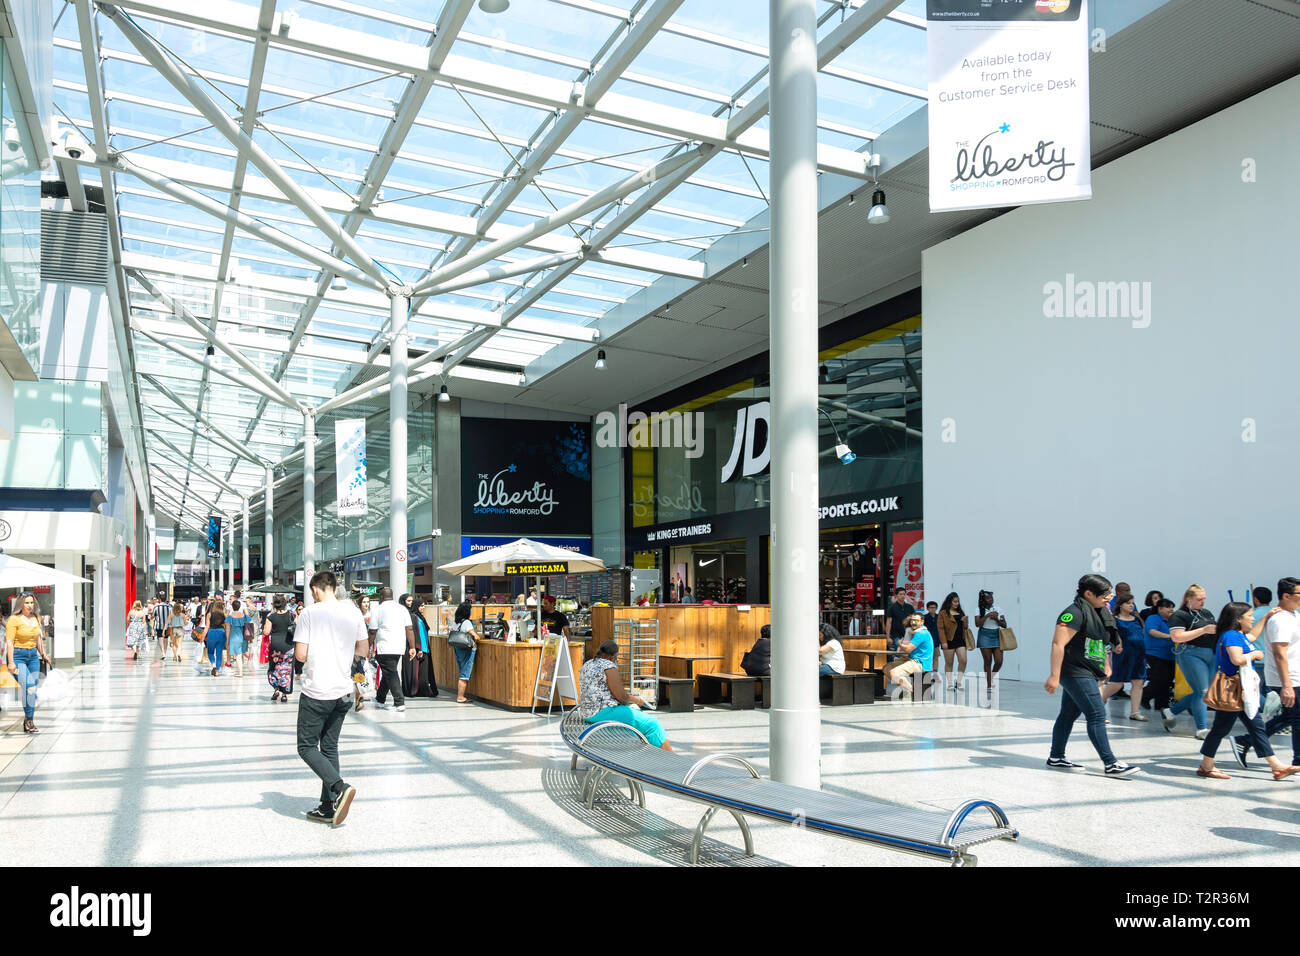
[892,528,924,609]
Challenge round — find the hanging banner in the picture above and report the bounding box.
[927,0,1091,212]
[892,528,925,609]
[335,419,368,517]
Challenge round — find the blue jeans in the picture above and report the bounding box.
[453,645,476,681]
[12,646,40,719]
[818,663,837,676]
[1246,684,1300,763]
[1051,676,1117,766]
[1170,646,1214,730]
[205,629,227,671]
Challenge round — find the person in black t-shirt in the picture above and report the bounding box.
[1045,573,1139,776]
[885,589,914,650]
[539,594,570,638]
[1161,584,1219,737]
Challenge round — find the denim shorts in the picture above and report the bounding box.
[453,645,476,680]
[976,627,1001,649]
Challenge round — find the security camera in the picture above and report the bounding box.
[59,129,87,160]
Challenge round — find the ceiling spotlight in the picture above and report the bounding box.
[848,194,855,205]
[867,188,890,225]
[204,344,215,368]
[834,442,857,465]
[741,257,747,268]
[331,275,347,291]
[478,0,509,11]
[594,349,606,371]
[438,384,451,404]
[819,364,829,382]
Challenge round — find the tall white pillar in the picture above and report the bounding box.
[226,517,233,591]
[389,294,409,594]
[242,497,249,591]
[54,552,77,662]
[265,465,274,586]
[768,0,821,788]
[303,409,316,605]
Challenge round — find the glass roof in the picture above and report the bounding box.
[50,0,928,519]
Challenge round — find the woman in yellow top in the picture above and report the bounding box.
[6,593,50,734]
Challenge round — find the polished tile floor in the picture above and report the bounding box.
[2,651,1298,867]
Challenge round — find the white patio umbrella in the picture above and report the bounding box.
[439,538,605,639]
[0,552,90,589]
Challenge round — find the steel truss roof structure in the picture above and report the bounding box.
[50,0,929,533]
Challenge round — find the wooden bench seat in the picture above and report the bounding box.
[657,676,697,713]
[698,672,761,710]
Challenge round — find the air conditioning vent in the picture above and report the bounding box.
[41,209,109,285]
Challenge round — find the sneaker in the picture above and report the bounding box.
[1046,757,1084,770]
[395,704,406,713]
[1194,728,1209,741]
[1161,707,1176,732]
[304,805,334,825]
[373,701,390,710]
[1230,736,1250,771]
[1104,762,1141,777]
[330,784,357,827]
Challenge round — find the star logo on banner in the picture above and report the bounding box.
[508,463,517,473]
[999,123,1011,133]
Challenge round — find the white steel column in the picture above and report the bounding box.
[389,294,409,593]
[226,517,233,591]
[264,465,274,586]
[302,410,316,604]
[768,0,821,788]
[242,497,249,591]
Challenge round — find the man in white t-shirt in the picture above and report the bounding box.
[294,570,369,826]
[1234,577,1300,770]
[371,587,416,712]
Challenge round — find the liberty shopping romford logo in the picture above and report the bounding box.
[949,121,1076,194]
[472,463,557,517]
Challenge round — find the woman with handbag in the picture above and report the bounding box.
[936,592,968,693]
[1195,602,1297,780]
[264,593,296,702]
[166,602,185,663]
[449,600,479,704]
[201,598,230,677]
[975,590,1007,703]
[1161,584,1219,739]
[6,593,50,734]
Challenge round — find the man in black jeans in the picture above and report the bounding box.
[884,589,915,651]
[294,571,369,826]
[371,587,416,711]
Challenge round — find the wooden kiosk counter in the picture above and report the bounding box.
[428,628,583,711]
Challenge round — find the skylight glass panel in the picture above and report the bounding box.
[825,16,927,92]
[108,14,256,83]
[458,0,612,68]
[630,29,767,103]
[287,1,440,46]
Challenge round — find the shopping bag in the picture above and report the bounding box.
[259,635,270,665]
[998,627,1018,651]
[1173,664,1192,701]
[37,668,71,704]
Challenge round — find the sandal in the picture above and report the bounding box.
[456,697,471,704]
[1128,713,1149,721]
[1272,765,1299,781]
[1196,766,1229,779]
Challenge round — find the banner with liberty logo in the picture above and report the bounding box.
[335,419,367,517]
[927,0,1091,212]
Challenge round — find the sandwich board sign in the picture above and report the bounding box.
[531,631,578,717]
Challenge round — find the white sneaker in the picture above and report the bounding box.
[395,704,406,713]
[1160,707,1176,732]
[373,701,390,710]
[1194,728,1209,741]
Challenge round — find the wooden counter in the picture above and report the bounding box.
[430,634,583,710]
[590,604,771,677]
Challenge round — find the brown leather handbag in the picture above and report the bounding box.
[1204,641,1244,712]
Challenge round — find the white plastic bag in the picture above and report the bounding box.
[38,668,71,704]
[1241,664,1261,720]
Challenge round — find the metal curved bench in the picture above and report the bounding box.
[561,709,1018,866]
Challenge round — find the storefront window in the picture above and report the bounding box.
[628,316,921,529]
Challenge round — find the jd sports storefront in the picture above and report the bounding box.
[624,289,925,614]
